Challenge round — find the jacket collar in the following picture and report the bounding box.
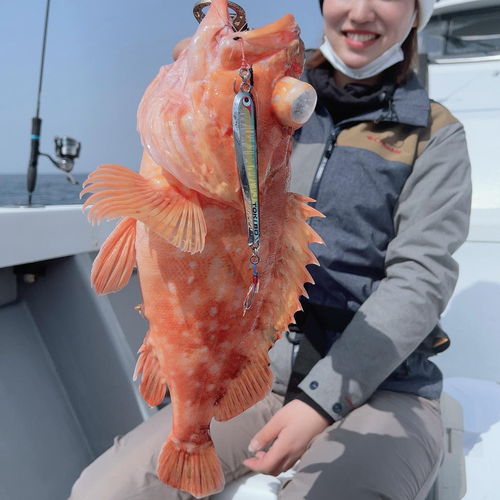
[305,69,430,129]
[373,73,430,128]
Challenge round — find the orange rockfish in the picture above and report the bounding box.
[81,0,322,497]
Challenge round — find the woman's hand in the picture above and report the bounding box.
[243,399,330,476]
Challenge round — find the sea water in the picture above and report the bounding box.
[0,173,91,206]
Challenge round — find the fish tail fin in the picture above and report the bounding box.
[91,216,137,295]
[157,436,224,498]
[214,341,273,422]
[81,164,207,254]
[133,339,167,407]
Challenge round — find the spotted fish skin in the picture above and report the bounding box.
[81,0,322,497]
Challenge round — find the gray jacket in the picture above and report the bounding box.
[271,73,472,422]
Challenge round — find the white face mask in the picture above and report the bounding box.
[319,12,417,80]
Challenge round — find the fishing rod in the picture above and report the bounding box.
[26,0,81,206]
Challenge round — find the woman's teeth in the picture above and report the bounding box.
[345,33,378,42]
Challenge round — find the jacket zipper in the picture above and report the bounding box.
[291,120,340,365]
[309,126,341,206]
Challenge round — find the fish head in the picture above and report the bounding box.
[138,0,317,205]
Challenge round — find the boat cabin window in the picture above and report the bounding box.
[421,7,500,59]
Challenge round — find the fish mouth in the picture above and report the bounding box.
[219,14,302,69]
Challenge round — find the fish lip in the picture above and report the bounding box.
[223,13,299,49]
[219,13,301,68]
[236,13,299,40]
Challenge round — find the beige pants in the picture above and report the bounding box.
[69,389,444,500]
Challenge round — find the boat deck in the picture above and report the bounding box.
[0,205,499,499]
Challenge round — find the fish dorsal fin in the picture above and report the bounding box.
[214,193,324,422]
[91,216,137,295]
[81,164,207,254]
[265,193,324,334]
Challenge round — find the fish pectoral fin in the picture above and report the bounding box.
[214,343,273,422]
[133,340,167,407]
[81,164,207,254]
[91,216,137,295]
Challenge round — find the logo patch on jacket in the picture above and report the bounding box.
[337,123,419,165]
[367,135,402,155]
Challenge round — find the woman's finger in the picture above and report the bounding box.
[247,413,285,452]
[244,435,290,475]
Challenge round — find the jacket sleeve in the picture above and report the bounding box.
[297,120,473,422]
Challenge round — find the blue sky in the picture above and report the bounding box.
[0,0,323,174]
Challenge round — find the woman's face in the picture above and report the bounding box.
[323,0,417,69]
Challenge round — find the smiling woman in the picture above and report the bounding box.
[323,0,417,65]
[311,0,430,84]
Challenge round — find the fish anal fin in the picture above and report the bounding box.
[157,436,224,498]
[81,164,207,254]
[214,344,273,422]
[91,216,136,295]
[133,340,167,407]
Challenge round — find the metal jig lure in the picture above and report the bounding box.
[233,66,261,315]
